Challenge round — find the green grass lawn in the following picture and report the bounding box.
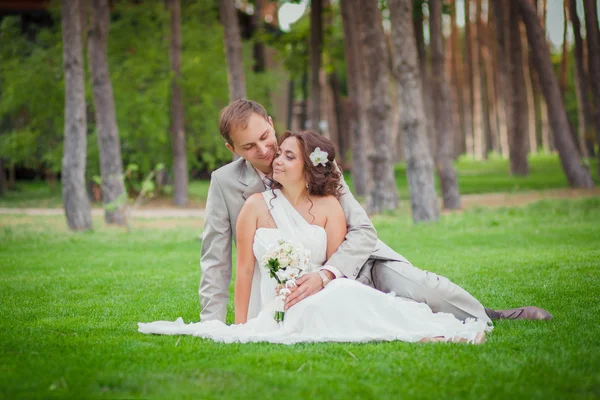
[1,197,599,399]
[2,154,598,208]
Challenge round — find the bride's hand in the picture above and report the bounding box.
[284,272,323,311]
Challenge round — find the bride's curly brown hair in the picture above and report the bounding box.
[271,130,344,199]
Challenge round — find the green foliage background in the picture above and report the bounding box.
[0,0,278,179]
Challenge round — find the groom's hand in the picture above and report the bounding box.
[284,272,326,310]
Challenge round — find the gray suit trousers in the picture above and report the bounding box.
[359,259,491,324]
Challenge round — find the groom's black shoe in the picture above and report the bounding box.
[485,306,553,320]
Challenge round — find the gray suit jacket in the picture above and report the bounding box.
[199,157,408,322]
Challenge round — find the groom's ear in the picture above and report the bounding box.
[225,142,237,155]
[268,116,274,128]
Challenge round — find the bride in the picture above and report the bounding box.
[138,131,490,344]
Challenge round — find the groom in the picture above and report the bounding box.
[199,99,551,324]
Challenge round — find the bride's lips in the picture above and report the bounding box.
[273,167,284,174]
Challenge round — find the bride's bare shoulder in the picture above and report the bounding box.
[312,195,343,213]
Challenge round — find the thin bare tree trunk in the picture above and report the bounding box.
[430,0,461,209]
[450,0,466,157]
[61,0,92,231]
[464,0,475,157]
[569,0,596,161]
[168,0,188,205]
[476,0,492,158]
[340,0,367,195]
[360,0,399,213]
[252,0,266,73]
[389,0,439,222]
[0,159,5,196]
[518,0,593,187]
[492,0,512,159]
[488,2,508,156]
[583,0,600,177]
[470,0,484,160]
[509,2,530,175]
[88,0,127,224]
[309,0,323,132]
[413,6,435,156]
[220,0,246,101]
[521,23,537,154]
[539,0,552,152]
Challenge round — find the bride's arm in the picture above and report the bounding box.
[234,195,260,324]
[324,197,348,260]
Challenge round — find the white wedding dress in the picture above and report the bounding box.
[138,189,490,344]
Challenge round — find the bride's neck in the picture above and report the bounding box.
[280,184,309,207]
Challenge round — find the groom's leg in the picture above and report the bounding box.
[371,260,491,323]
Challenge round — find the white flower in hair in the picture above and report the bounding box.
[309,147,329,167]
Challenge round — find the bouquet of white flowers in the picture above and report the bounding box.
[261,240,312,322]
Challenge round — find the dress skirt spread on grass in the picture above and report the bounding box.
[139,190,491,344]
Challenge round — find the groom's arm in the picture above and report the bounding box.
[199,174,232,323]
[323,171,378,279]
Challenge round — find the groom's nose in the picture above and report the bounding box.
[257,143,268,157]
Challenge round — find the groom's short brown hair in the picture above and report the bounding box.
[219,99,269,147]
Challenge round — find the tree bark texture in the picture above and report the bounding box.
[518,0,594,187]
[168,0,188,205]
[464,0,474,157]
[309,0,323,132]
[220,0,246,101]
[61,0,92,231]
[359,0,399,214]
[450,0,467,157]
[508,2,530,175]
[583,0,600,176]
[430,0,461,209]
[569,0,596,161]
[476,0,492,158]
[88,0,127,224]
[340,0,367,195]
[389,0,439,223]
[492,0,512,159]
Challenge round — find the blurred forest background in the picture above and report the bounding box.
[0,0,599,229]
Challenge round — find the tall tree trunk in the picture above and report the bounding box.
[470,0,484,160]
[389,0,439,223]
[430,0,461,209]
[527,0,544,153]
[518,0,594,187]
[309,0,323,132]
[300,70,308,129]
[489,1,509,157]
[569,0,596,160]
[360,0,399,213]
[220,0,246,101]
[508,2,530,175]
[490,0,514,157]
[560,0,569,97]
[252,0,266,73]
[539,0,552,152]
[168,0,188,205]
[0,158,5,196]
[8,165,15,189]
[61,0,92,231]
[340,0,367,195]
[522,23,537,154]
[450,0,466,157]
[328,71,345,164]
[583,0,600,177]
[413,5,435,155]
[476,0,493,158]
[287,79,294,130]
[464,0,475,157]
[88,0,127,224]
